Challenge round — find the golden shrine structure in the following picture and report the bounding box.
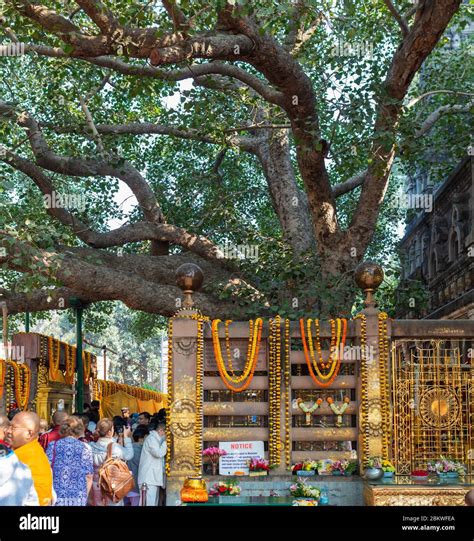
[165,262,473,506]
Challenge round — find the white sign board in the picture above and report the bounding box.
[219,441,265,476]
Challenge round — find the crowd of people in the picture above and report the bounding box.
[0,402,167,507]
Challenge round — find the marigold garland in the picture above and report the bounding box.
[166,317,173,476]
[83,351,92,385]
[378,312,391,462]
[48,336,61,381]
[355,313,370,467]
[299,318,348,387]
[211,318,263,392]
[0,358,5,399]
[7,360,31,410]
[64,344,76,385]
[283,318,291,470]
[268,316,282,466]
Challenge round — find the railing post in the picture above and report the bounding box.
[166,263,205,505]
[354,261,390,470]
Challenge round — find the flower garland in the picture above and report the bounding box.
[195,316,205,472]
[299,318,348,387]
[327,396,350,428]
[0,358,5,398]
[83,351,92,385]
[296,397,322,425]
[268,316,282,466]
[355,313,369,467]
[7,361,31,410]
[64,344,76,385]
[166,317,173,476]
[284,318,291,470]
[211,318,263,392]
[48,336,61,381]
[378,312,391,462]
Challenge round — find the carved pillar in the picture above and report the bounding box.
[168,312,202,477]
[354,262,391,469]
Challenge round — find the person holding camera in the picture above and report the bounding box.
[89,418,134,506]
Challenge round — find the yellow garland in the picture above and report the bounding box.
[355,313,370,467]
[284,318,291,470]
[195,317,205,472]
[166,317,174,476]
[307,318,342,381]
[212,318,263,391]
[48,336,61,381]
[83,351,92,385]
[212,318,262,384]
[378,312,391,462]
[0,358,5,398]
[7,360,31,410]
[268,316,282,466]
[64,344,76,385]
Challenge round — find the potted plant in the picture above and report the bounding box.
[364,456,384,480]
[427,456,466,478]
[202,447,227,476]
[343,460,358,477]
[289,481,320,504]
[292,460,319,476]
[382,460,396,478]
[208,480,241,497]
[330,460,346,476]
[248,457,270,477]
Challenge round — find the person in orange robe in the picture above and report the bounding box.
[5,411,53,506]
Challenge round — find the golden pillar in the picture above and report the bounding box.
[354,261,390,469]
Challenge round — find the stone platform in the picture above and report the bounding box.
[166,475,364,506]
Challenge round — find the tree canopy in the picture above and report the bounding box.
[0,0,472,323]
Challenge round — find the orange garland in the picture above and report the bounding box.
[300,318,348,387]
[0,358,5,398]
[64,344,76,385]
[83,351,92,385]
[7,360,31,410]
[212,318,263,392]
[48,336,61,381]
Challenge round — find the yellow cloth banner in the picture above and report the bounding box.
[100,390,166,419]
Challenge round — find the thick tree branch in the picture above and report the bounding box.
[0,232,249,317]
[415,99,474,137]
[348,0,462,255]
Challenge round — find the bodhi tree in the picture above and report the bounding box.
[0,0,471,320]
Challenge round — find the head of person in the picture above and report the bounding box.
[38,419,49,435]
[91,400,100,410]
[79,414,91,431]
[7,408,20,421]
[132,426,149,443]
[156,423,166,438]
[120,407,130,419]
[0,415,10,441]
[96,418,114,439]
[5,411,40,450]
[52,410,69,427]
[59,417,84,440]
[156,408,166,423]
[138,412,151,426]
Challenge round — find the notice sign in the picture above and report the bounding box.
[219,441,264,476]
